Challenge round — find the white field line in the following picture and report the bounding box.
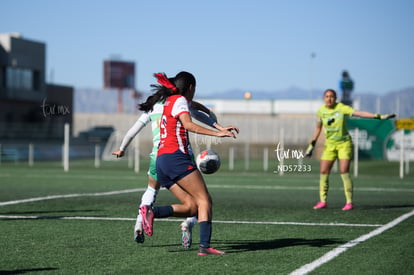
[290,209,414,275]
[212,220,382,227]
[1,184,412,206]
[0,173,139,180]
[2,185,411,272]
[208,184,414,193]
[1,184,412,273]
[0,188,145,206]
[0,215,382,228]
[0,215,135,221]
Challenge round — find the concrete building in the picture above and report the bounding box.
[0,33,73,140]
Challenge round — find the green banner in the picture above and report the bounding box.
[346,118,395,159]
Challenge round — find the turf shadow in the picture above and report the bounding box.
[215,238,343,254]
[0,267,58,274]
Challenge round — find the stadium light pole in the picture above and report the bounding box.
[309,53,316,88]
[309,52,316,113]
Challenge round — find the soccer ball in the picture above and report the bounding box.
[196,150,221,174]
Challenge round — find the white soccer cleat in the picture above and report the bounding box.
[134,222,145,243]
[180,221,193,249]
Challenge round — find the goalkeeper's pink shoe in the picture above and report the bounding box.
[140,205,154,236]
[313,201,327,209]
[198,246,226,255]
[342,203,354,211]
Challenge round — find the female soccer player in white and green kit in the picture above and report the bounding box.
[305,89,395,210]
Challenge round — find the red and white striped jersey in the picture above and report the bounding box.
[158,95,191,155]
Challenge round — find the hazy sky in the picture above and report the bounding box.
[1,0,413,97]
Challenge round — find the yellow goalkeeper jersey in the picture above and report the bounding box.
[317,102,354,143]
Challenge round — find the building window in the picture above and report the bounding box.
[6,67,36,91]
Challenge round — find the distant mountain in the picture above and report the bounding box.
[74,86,414,118]
[198,86,318,100]
[357,88,414,118]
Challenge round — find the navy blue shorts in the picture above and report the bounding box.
[156,150,197,189]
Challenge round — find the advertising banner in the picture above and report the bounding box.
[346,118,395,159]
[386,129,414,161]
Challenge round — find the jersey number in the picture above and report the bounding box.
[160,115,167,139]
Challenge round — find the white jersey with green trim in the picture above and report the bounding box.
[119,102,163,151]
[141,102,163,148]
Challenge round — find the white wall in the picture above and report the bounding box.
[74,112,317,146]
[197,99,324,115]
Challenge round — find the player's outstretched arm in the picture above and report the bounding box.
[112,113,149,158]
[190,102,217,128]
[374,113,396,120]
[353,110,396,120]
[191,101,212,115]
[190,101,239,134]
[180,113,236,139]
[112,150,125,158]
[214,123,240,134]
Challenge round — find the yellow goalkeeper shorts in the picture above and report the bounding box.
[321,140,353,161]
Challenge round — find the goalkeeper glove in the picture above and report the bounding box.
[305,140,316,157]
[374,113,396,120]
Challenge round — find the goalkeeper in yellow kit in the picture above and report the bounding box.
[305,89,395,210]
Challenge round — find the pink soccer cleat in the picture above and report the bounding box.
[140,205,154,236]
[342,203,354,211]
[198,246,226,256]
[313,201,328,209]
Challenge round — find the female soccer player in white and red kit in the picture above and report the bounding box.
[140,72,237,255]
[112,91,233,247]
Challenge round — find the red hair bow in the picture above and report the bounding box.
[154,73,177,92]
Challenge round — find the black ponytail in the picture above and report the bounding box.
[138,71,196,112]
[138,85,172,112]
